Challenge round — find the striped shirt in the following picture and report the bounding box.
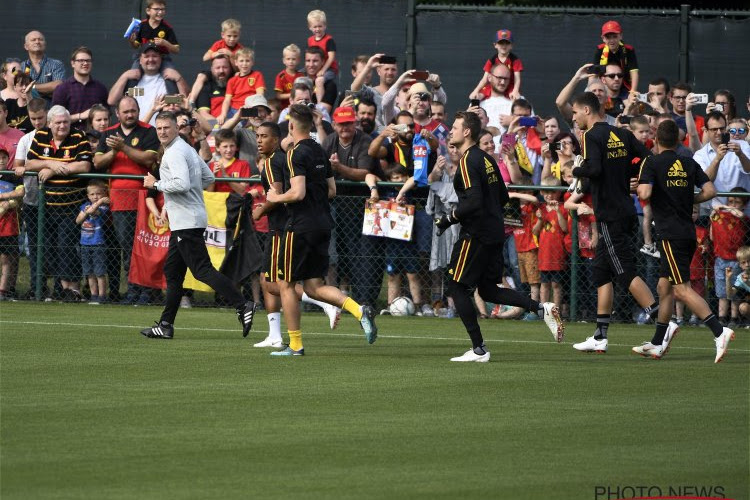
[27,128,92,206]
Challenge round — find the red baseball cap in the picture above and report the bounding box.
[495,29,513,43]
[601,20,622,36]
[333,106,356,124]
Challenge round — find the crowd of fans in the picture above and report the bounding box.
[1,2,750,325]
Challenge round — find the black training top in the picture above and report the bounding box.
[283,138,334,233]
[260,148,288,232]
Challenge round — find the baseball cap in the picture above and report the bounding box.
[407,82,431,97]
[495,29,513,43]
[244,94,271,111]
[601,20,622,36]
[139,42,160,55]
[332,106,356,124]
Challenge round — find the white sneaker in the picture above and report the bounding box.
[323,303,341,330]
[253,337,283,348]
[542,302,565,342]
[450,349,490,363]
[573,336,608,353]
[714,328,735,363]
[660,321,680,358]
[632,341,663,359]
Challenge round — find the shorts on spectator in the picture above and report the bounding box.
[81,244,107,277]
[517,250,540,284]
[540,270,565,284]
[714,257,740,299]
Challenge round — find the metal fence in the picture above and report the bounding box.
[3,171,749,326]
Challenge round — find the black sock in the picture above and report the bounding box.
[594,314,610,340]
[535,302,545,317]
[644,302,659,320]
[703,314,724,338]
[651,322,668,345]
[473,343,487,355]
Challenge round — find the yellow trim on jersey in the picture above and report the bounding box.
[581,129,589,159]
[459,151,471,189]
[270,232,281,282]
[636,156,649,181]
[286,146,295,179]
[453,238,471,282]
[661,240,683,284]
[266,153,276,184]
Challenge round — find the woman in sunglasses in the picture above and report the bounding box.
[728,118,748,145]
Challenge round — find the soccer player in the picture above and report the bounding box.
[434,111,564,363]
[140,111,257,339]
[635,120,735,362]
[265,104,376,356]
[569,92,658,353]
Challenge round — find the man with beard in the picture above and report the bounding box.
[435,110,563,362]
[193,54,233,121]
[94,95,159,304]
[350,53,398,130]
[355,98,378,138]
[480,63,514,135]
[406,82,448,156]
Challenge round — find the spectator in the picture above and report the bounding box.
[202,18,243,62]
[479,63,514,136]
[108,43,188,124]
[351,53,399,130]
[190,54,233,121]
[306,10,338,82]
[669,82,705,145]
[543,116,560,143]
[508,184,541,319]
[1,59,31,130]
[87,104,110,134]
[25,105,92,300]
[217,48,265,125]
[75,179,110,304]
[0,99,25,165]
[406,82,449,156]
[355,98,378,138]
[381,70,447,127]
[709,187,749,326]
[542,131,580,184]
[0,59,22,102]
[273,44,304,110]
[600,63,627,116]
[533,177,568,310]
[470,28,523,102]
[222,94,272,166]
[728,118,748,145]
[51,47,108,130]
[12,98,47,298]
[0,146,24,301]
[277,83,332,146]
[128,0,179,67]
[732,245,750,323]
[20,30,65,104]
[206,129,250,196]
[707,89,737,124]
[556,63,617,128]
[643,77,670,114]
[93,95,159,304]
[303,46,337,113]
[506,98,543,184]
[694,111,750,214]
[593,20,639,93]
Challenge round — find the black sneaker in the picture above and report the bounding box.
[238,301,257,337]
[141,321,174,339]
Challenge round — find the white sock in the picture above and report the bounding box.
[267,312,282,341]
[302,292,329,310]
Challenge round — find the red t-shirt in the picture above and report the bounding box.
[226,70,266,109]
[210,158,251,193]
[208,39,244,55]
[710,210,747,260]
[307,34,338,74]
[690,225,712,280]
[563,192,596,259]
[274,69,305,109]
[538,204,568,271]
[0,174,20,237]
[513,202,539,253]
[481,52,523,98]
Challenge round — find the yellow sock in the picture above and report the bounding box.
[288,330,303,351]
[342,297,363,321]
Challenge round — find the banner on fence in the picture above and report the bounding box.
[129,191,169,289]
[362,200,415,241]
[183,191,230,292]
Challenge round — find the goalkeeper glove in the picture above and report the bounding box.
[435,212,457,236]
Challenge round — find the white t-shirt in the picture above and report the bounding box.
[694,140,750,215]
[16,130,39,206]
[480,95,513,134]
[136,73,168,125]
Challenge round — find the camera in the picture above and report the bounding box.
[187,118,197,128]
[694,94,709,104]
[714,103,724,112]
[393,124,409,133]
[126,86,144,97]
[553,142,563,151]
[306,102,317,110]
[411,70,430,81]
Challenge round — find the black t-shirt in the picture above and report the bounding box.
[260,148,288,232]
[572,121,651,222]
[638,150,709,241]
[195,71,229,117]
[136,20,178,54]
[453,145,509,244]
[283,138,334,232]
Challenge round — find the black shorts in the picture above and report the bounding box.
[593,216,638,288]
[447,235,503,287]
[261,231,283,283]
[659,239,695,285]
[279,229,330,282]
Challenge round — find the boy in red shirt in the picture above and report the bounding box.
[533,178,568,309]
[710,187,749,325]
[218,48,266,126]
[676,205,712,325]
[306,10,338,81]
[470,29,524,102]
[564,188,598,320]
[202,19,243,65]
[0,147,24,300]
[511,189,541,316]
[274,44,304,110]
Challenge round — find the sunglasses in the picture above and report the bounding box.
[729,127,747,135]
[604,73,624,79]
[414,92,430,101]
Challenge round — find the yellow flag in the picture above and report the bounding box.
[183,191,230,291]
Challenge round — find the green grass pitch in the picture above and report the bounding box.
[1,302,748,499]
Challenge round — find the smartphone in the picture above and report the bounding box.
[619,115,632,124]
[469,99,481,107]
[721,132,731,145]
[126,87,144,97]
[240,107,257,119]
[411,70,430,81]
[164,95,182,105]
[553,142,563,152]
[694,93,709,104]
[501,133,517,148]
[518,116,538,127]
[586,65,605,77]
[378,55,397,65]
[393,124,409,133]
[638,93,649,103]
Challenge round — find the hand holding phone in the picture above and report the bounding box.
[469,99,481,107]
[164,95,182,105]
[721,132,731,145]
[411,70,430,81]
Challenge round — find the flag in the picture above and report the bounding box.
[183,191,230,291]
[219,192,262,284]
[128,190,169,289]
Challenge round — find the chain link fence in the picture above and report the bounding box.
[2,172,748,325]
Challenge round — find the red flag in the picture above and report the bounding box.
[128,190,169,289]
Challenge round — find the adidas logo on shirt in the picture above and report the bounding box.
[607,131,624,148]
[668,159,687,177]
